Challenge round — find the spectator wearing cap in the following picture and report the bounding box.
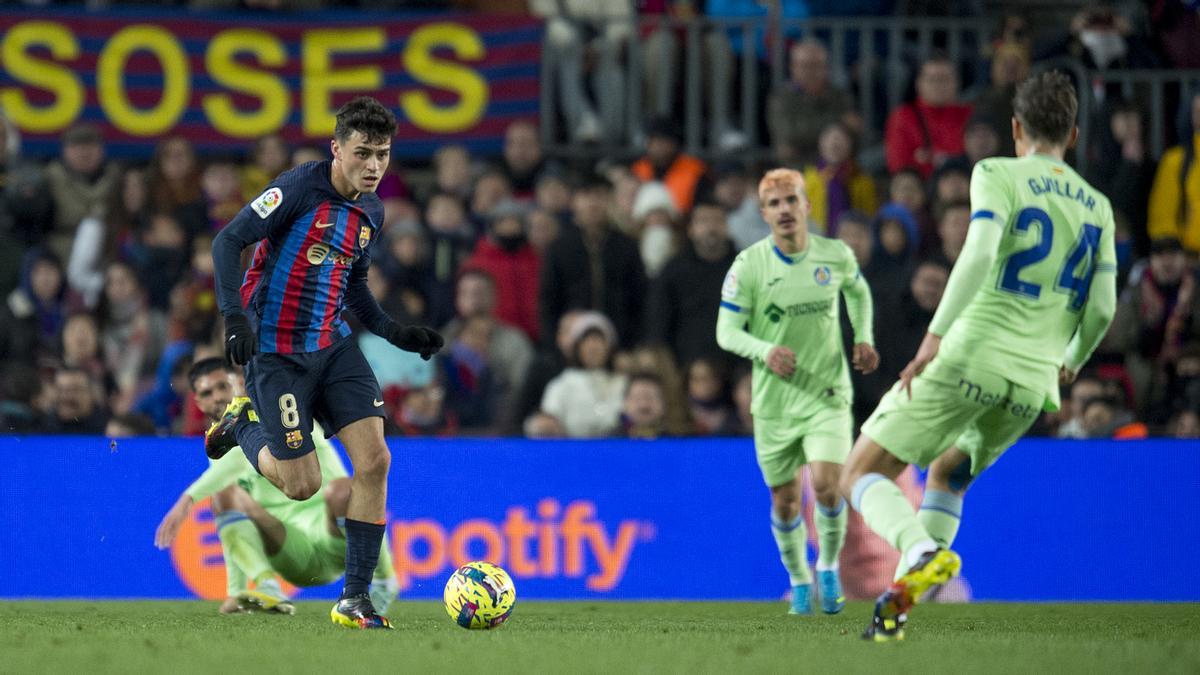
[462,202,541,341]
[884,53,973,178]
[45,123,120,262]
[802,121,878,237]
[711,160,769,250]
[767,39,861,165]
[1110,236,1200,416]
[631,181,681,278]
[529,311,627,438]
[539,173,646,349]
[1148,92,1200,254]
[644,198,737,369]
[631,117,709,213]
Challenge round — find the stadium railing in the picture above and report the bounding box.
[538,13,1200,164]
[539,14,992,161]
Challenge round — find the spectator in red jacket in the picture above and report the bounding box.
[462,202,541,342]
[885,53,973,178]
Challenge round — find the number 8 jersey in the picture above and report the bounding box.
[935,155,1117,410]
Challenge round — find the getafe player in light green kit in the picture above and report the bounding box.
[841,72,1118,641]
[155,358,399,615]
[717,168,879,615]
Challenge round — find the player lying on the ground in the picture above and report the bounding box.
[207,96,442,629]
[716,169,879,615]
[840,71,1118,641]
[155,358,399,615]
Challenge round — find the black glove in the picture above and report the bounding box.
[224,313,258,366]
[387,324,444,360]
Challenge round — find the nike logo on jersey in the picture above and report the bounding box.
[767,277,782,287]
[373,399,385,407]
[315,221,334,228]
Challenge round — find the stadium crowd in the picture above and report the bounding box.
[0,2,1197,440]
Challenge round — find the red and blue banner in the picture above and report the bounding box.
[0,8,542,158]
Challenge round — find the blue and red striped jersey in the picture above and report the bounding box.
[212,160,386,354]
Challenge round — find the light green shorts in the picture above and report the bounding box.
[269,506,345,587]
[861,358,1044,476]
[753,397,853,487]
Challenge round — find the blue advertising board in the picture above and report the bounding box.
[1,437,1197,601]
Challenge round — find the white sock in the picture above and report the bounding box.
[903,539,939,570]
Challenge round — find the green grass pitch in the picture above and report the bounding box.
[3,601,1198,674]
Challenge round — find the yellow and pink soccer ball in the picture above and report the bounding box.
[443,561,516,629]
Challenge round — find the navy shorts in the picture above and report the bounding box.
[243,338,384,460]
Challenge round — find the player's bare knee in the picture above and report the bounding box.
[354,443,391,482]
[812,481,841,508]
[283,475,321,501]
[770,487,802,521]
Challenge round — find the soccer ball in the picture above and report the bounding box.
[443,561,516,629]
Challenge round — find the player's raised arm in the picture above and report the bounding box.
[1063,205,1118,380]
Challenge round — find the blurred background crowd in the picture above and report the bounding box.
[0,0,1197,441]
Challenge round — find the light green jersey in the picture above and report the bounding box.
[933,155,1118,409]
[716,233,874,417]
[185,424,349,518]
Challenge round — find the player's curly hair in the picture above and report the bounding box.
[334,96,398,145]
[1013,71,1077,145]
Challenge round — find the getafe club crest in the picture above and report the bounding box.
[813,265,832,286]
[359,225,372,249]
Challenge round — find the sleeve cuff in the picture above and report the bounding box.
[719,300,744,313]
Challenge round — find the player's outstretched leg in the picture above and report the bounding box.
[864,548,961,642]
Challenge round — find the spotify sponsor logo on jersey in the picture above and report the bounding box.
[306,242,354,266]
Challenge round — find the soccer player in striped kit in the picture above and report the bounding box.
[206,96,443,629]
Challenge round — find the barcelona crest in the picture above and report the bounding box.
[359,225,372,249]
[285,429,304,449]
